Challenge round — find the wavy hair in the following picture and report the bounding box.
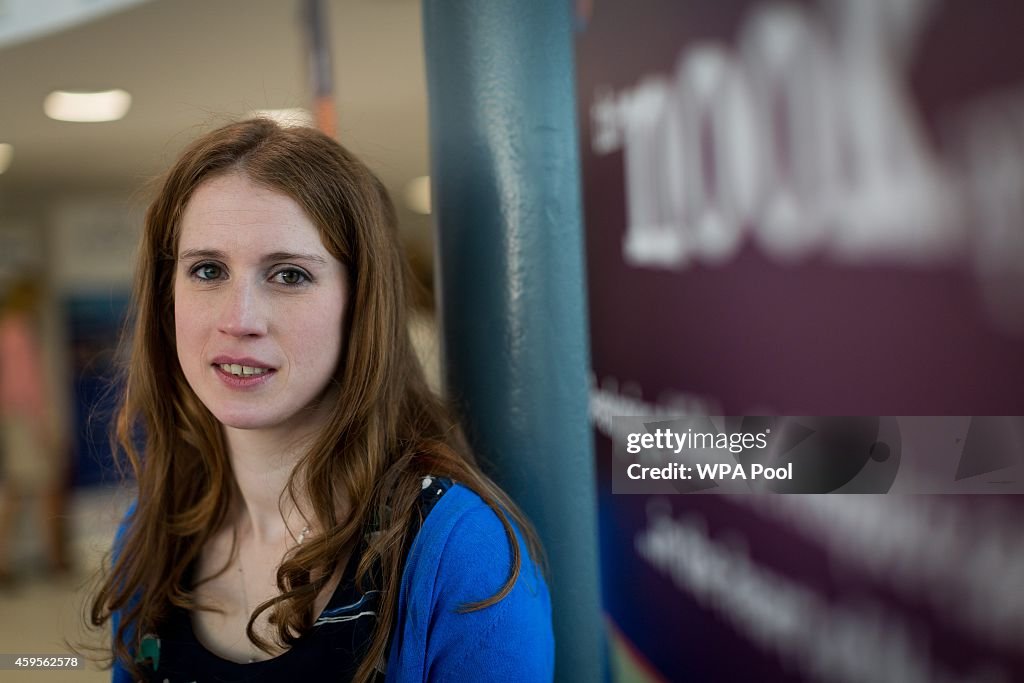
[87,118,545,682]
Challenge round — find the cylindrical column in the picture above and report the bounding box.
[422,3,605,681]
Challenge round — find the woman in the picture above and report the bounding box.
[88,118,553,682]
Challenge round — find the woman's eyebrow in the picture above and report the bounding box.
[262,251,329,265]
[177,248,328,265]
[178,248,224,262]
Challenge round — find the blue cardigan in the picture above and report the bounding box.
[111,484,554,682]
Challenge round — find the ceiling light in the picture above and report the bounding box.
[44,89,131,122]
[248,108,314,128]
[0,144,12,174]
[404,176,431,215]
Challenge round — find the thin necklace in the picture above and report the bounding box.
[237,524,311,663]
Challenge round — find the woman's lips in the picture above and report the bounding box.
[212,363,276,389]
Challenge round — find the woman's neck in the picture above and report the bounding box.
[222,424,318,546]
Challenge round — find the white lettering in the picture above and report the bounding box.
[634,504,1002,683]
[594,0,965,270]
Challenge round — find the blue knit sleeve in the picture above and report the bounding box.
[385,485,554,682]
[110,500,137,683]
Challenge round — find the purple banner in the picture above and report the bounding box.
[576,0,1024,680]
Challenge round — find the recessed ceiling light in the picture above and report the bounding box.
[44,89,132,122]
[248,108,314,128]
[0,144,12,174]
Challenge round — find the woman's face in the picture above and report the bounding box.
[173,173,348,435]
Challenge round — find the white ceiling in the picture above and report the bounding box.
[0,0,432,248]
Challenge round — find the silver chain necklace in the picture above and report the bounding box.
[237,524,311,663]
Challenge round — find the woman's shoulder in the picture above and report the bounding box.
[387,479,553,682]
[415,477,521,535]
[410,479,545,591]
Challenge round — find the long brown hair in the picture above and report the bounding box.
[88,118,545,682]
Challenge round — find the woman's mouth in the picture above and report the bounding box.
[213,363,276,388]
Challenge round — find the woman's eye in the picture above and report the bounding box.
[273,268,309,286]
[192,263,223,280]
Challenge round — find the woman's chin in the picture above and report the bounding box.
[202,396,332,435]
[210,410,276,431]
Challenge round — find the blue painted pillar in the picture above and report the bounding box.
[422,2,605,681]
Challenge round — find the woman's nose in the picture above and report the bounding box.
[217,280,267,337]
